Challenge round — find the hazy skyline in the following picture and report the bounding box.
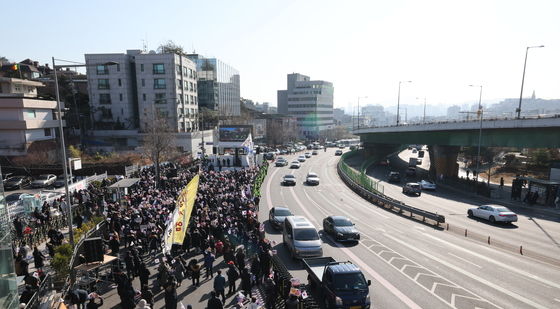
[4,0,560,114]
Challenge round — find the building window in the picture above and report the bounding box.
[99,93,111,104]
[177,79,182,89]
[153,63,165,74]
[98,79,110,89]
[118,79,122,87]
[155,93,166,104]
[176,65,182,74]
[183,66,188,77]
[119,93,123,101]
[154,78,166,89]
[44,128,51,136]
[141,79,145,87]
[96,65,108,75]
[156,107,168,117]
[140,64,144,72]
[27,109,36,118]
[142,94,146,101]
[116,63,120,72]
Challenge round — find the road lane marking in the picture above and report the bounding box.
[385,233,547,309]
[423,232,560,290]
[554,298,560,303]
[265,167,280,211]
[447,253,482,269]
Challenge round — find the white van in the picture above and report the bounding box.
[283,216,323,259]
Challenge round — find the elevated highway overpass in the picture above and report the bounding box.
[354,115,560,177]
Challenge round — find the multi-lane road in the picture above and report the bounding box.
[258,148,560,309]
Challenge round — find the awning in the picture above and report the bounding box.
[108,178,140,189]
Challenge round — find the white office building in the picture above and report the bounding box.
[277,73,334,138]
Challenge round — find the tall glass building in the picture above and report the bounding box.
[187,54,241,116]
[0,167,18,309]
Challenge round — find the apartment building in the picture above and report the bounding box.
[85,50,208,152]
[0,77,60,156]
[277,73,334,138]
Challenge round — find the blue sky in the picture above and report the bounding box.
[4,0,560,114]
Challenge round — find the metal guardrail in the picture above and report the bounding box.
[269,255,320,309]
[24,273,54,309]
[337,158,445,225]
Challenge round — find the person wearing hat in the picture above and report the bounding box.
[135,299,151,309]
[226,261,239,295]
[86,293,103,309]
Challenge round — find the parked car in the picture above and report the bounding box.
[304,152,312,158]
[298,155,306,162]
[322,215,360,242]
[268,206,293,229]
[334,150,343,156]
[402,182,421,196]
[31,174,57,188]
[419,180,436,190]
[3,176,32,190]
[312,150,318,155]
[53,175,76,188]
[282,174,297,186]
[290,161,301,169]
[388,172,401,183]
[468,205,518,223]
[5,193,26,207]
[306,172,320,185]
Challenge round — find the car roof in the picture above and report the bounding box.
[407,182,420,185]
[307,172,318,176]
[330,215,350,221]
[274,206,290,211]
[286,216,313,227]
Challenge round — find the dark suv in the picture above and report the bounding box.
[402,182,421,196]
[388,172,401,183]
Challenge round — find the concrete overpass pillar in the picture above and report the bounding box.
[429,145,460,179]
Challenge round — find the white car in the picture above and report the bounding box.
[419,180,436,190]
[290,161,301,169]
[306,172,320,185]
[304,152,312,158]
[31,174,57,188]
[468,205,518,223]
[282,174,297,186]
[298,155,306,162]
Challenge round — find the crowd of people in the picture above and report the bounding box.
[12,156,296,309]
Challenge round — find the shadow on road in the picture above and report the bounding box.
[319,231,359,248]
[466,215,519,229]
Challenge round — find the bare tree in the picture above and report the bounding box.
[142,114,177,188]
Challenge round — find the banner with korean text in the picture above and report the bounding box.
[172,174,200,245]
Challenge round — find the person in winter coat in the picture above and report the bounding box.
[207,291,224,309]
[157,262,170,290]
[226,262,239,295]
[86,294,104,309]
[240,268,252,298]
[204,250,216,279]
[33,247,45,270]
[140,285,154,308]
[250,257,261,286]
[213,270,227,303]
[164,278,178,309]
[188,258,201,287]
[173,257,187,287]
[235,248,246,271]
[138,262,150,288]
[285,294,299,309]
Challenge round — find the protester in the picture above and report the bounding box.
[214,270,227,303]
[207,291,224,309]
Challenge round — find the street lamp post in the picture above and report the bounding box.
[357,96,368,130]
[516,45,544,119]
[52,58,116,283]
[397,81,411,126]
[469,84,483,184]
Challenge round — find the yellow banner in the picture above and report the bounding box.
[173,174,199,245]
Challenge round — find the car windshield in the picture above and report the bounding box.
[333,218,353,226]
[308,173,317,178]
[294,228,319,241]
[8,176,23,181]
[496,207,511,212]
[410,184,420,188]
[275,209,292,216]
[284,175,295,179]
[333,273,368,291]
[37,175,49,180]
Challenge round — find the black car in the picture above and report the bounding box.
[388,172,401,183]
[268,207,293,229]
[323,216,360,242]
[3,176,32,190]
